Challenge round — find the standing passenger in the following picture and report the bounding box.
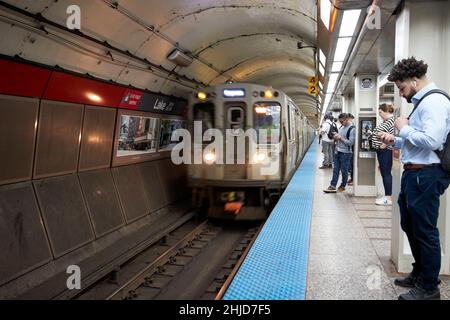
[347,113,355,186]
[370,104,395,205]
[319,113,335,169]
[323,113,356,193]
[379,57,450,300]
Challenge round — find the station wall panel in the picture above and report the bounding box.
[157,160,177,204]
[111,165,150,222]
[0,182,52,286]
[79,106,116,172]
[0,95,39,185]
[79,170,125,238]
[138,161,167,211]
[33,174,94,258]
[34,101,84,179]
[173,163,188,197]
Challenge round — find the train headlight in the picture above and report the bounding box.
[204,151,216,164]
[253,152,267,164]
[264,90,273,99]
[197,92,207,100]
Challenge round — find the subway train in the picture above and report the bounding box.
[187,83,316,220]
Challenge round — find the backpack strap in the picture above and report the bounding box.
[407,89,450,154]
[346,125,355,151]
[346,125,355,140]
[408,89,450,119]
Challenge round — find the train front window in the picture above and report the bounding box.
[254,102,281,144]
[228,107,245,131]
[193,102,215,133]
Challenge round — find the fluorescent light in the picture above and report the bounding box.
[320,0,331,30]
[339,10,361,37]
[329,73,339,82]
[319,49,326,66]
[379,74,389,87]
[327,81,336,91]
[334,37,352,61]
[319,63,325,76]
[319,62,325,76]
[332,61,343,72]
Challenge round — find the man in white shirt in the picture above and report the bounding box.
[319,113,335,169]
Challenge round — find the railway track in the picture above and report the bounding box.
[75,219,261,300]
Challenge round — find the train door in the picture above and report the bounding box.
[287,102,297,178]
[296,113,303,166]
[224,102,246,179]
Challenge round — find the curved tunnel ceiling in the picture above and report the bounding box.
[0,0,319,125]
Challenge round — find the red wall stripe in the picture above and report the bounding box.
[42,72,128,107]
[0,60,52,98]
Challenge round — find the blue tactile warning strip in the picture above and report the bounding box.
[223,140,318,300]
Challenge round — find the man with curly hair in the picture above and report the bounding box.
[379,57,450,300]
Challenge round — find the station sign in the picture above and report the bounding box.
[120,90,186,115]
[308,76,318,96]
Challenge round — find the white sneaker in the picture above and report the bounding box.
[375,197,392,206]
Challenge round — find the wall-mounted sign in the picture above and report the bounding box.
[119,89,144,109]
[139,92,185,115]
[119,91,186,115]
[308,76,318,96]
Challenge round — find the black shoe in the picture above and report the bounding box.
[398,285,440,300]
[323,186,337,193]
[394,273,418,288]
[395,274,442,288]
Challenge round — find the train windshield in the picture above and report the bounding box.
[253,102,281,144]
[193,102,215,134]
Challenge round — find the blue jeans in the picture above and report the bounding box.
[398,166,450,291]
[376,149,393,196]
[322,141,334,166]
[330,152,352,188]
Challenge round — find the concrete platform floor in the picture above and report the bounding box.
[306,144,450,300]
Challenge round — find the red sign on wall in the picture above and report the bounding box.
[119,89,144,110]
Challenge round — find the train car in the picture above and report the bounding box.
[187,83,316,220]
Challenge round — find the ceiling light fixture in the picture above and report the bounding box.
[167,48,193,67]
[334,37,352,61]
[339,10,362,37]
[332,61,343,72]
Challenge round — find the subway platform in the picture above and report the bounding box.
[307,143,450,300]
